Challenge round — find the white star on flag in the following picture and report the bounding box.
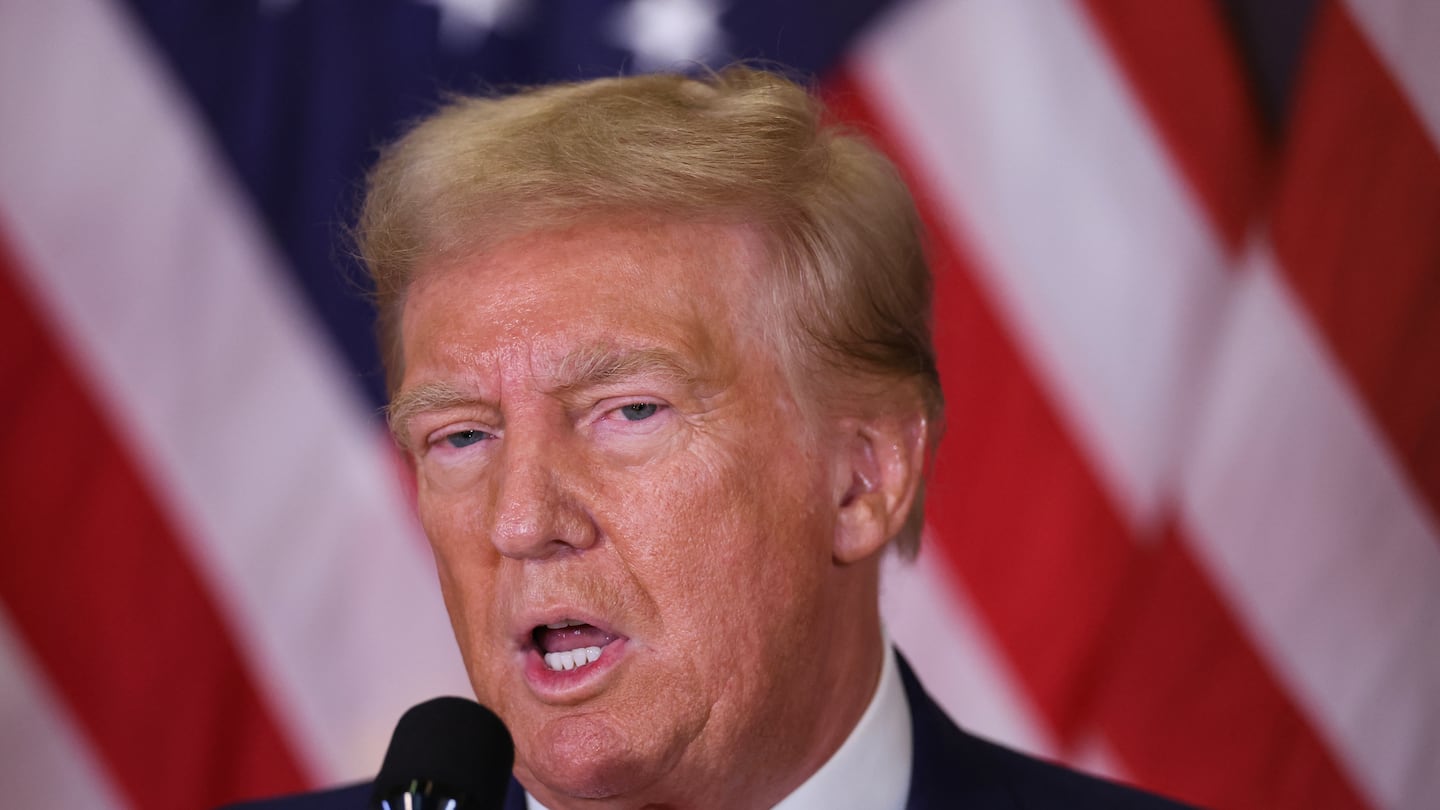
[610,0,727,72]
[418,0,528,47]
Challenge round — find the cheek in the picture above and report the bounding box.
[429,540,489,652]
[421,500,473,600]
[418,474,498,567]
[420,492,505,668]
[620,438,831,628]
[432,554,520,717]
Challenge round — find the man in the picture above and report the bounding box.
[236,67,1191,809]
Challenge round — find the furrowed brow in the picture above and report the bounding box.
[387,382,478,444]
[549,346,701,394]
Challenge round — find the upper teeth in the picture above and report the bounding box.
[544,646,603,672]
[546,620,586,629]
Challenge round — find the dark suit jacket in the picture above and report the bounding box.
[223,656,1195,809]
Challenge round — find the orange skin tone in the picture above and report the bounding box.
[393,219,925,809]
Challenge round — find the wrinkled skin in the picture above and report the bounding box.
[393,220,906,809]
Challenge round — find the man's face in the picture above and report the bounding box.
[393,220,874,807]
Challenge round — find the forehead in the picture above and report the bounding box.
[397,220,770,388]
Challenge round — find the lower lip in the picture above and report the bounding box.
[522,637,630,701]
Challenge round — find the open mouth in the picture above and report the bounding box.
[531,619,621,672]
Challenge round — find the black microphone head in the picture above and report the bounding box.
[372,696,514,810]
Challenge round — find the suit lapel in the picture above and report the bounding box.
[502,776,527,810]
[899,654,1018,810]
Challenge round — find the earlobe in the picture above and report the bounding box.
[832,412,928,565]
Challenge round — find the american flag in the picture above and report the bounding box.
[1,1,1435,808]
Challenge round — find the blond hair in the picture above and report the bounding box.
[357,66,942,555]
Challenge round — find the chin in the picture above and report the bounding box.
[520,713,677,802]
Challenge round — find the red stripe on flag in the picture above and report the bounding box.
[1080,0,1268,250]
[1269,1,1440,524]
[921,249,1136,736]
[0,231,309,810]
[824,71,1371,809]
[1091,519,1369,809]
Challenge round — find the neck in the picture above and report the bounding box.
[783,565,886,791]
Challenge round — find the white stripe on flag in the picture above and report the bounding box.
[0,610,129,809]
[881,547,1058,761]
[853,0,1229,534]
[1181,246,1440,810]
[0,0,469,781]
[1342,0,1440,152]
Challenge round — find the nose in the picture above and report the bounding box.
[488,432,598,560]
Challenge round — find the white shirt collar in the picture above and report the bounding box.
[526,640,913,810]
[772,640,913,810]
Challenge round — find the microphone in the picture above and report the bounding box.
[371,696,515,810]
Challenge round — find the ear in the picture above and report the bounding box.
[831,411,929,565]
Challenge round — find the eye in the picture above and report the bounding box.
[618,402,660,421]
[444,428,491,449]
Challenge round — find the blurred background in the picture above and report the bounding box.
[1,1,1436,808]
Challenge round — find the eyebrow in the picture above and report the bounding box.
[548,345,703,395]
[386,346,704,443]
[386,381,478,445]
